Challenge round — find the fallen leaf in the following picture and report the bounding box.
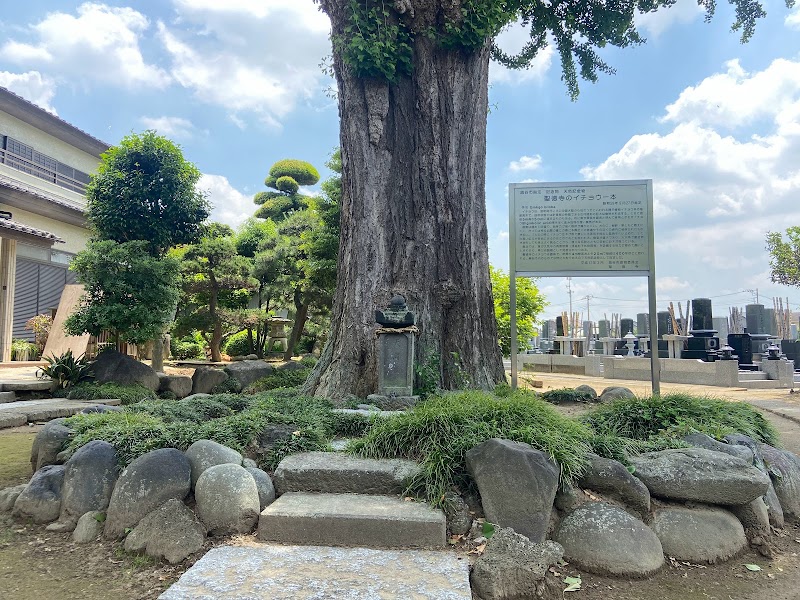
[744,564,762,572]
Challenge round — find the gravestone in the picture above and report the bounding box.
[746,304,766,335]
[685,298,719,361]
[598,320,610,338]
[636,313,649,336]
[764,308,777,336]
[366,295,419,410]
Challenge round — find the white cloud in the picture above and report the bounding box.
[786,7,800,29]
[1,3,169,89]
[581,57,800,297]
[0,71,57,113]
[497,230,509,241]
[140,116,197,139]
[662,59,800,129]
[158,1,332,127]
[635,0,704,39]
[509,155,543,172]
[199,174,253,228]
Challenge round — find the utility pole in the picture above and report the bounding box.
[567,277,573,336]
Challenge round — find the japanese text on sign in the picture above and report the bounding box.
[510,181,652,275]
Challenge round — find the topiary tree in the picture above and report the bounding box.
[303,0,790,399]
[254,159,320,221]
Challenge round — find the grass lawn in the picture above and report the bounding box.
[0,430,35,489]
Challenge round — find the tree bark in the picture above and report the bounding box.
[284,297,309,362]
[304,2,505,398]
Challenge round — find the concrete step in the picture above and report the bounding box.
[274,451,420,495]
[258,492,446,549]
[0,379,53,392]
[0,391,16,403]
[738,372,768,381]
[159,544,471,599]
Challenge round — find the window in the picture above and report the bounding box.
[1,136,91,194]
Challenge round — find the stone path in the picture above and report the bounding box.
[159,545,471,600]
[0,398,121,428]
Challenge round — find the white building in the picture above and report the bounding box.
[0,86,109,361]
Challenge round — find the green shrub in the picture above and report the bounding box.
[328,410,376,438]
[583,393,780,447]
[540,388,596,404]
[350,390,592,506]
[210,377,242,394]
[170,334,205,360]
[11,339,39,361]
[299,355,318,368]
[65,382,157,405]
[223,330,253,357]
[268,159,320,186]
[244,368,311,393]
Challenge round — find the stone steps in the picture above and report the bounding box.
[738,372,768,381]
[0,379,53,392]
[0,391,16,403]
[273,451,420,495]
[257,492,446,549]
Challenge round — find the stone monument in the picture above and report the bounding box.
[366,295,419,410]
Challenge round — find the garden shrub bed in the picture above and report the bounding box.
[243,368,312,393]
[57,382,158,405]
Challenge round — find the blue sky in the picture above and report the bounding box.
[1,0,799,327]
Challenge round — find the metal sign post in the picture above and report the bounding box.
[509,179,660,395]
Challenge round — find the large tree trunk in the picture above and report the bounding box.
[304,2,505,398]
[284,288,309,361]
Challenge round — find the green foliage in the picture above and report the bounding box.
[350,390,592,506]
[37,350,94,390]
[275,176,300,194]
[540,388,596,404]
[268,159,320,186]
[243,368,311,394]
[334,0,413,81]
[211,377,241,395]
[65,240,181,345]
[170,334,205,360]
[24,313,52,353]
[583,393,780,447]
[223,330,253,357]
[414,351,441,399]
[11,339,39,361]
[64,382,157,405]
[86,130,209,253]
[63,392,337,469]
[327,0,782,99]
[490,266,546,356]
[299,355,318,368]
[766,227,800,288]
[328,410,375,438]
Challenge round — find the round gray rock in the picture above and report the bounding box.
[186,439,244,488]
[630,447,770,505]
[0,485,27,512]
[13,465,65,524]
[599,387,636,403]
[30,419,71,472]
[60,440,118,525]
[191,367,228,395]
[124,499,206,564]
[577,454,650,517]
[104,448,191,539]
[682,432,754,463]
[759,443,800,522]
[92,349,159,391]
[223,360,274,391]
[195,463,260,535]
[246,467,276,511]
[555,502,664,576]
[72,511,105,543]
[575,385,598,401]
[653,506,747,563]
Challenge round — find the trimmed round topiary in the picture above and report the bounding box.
[275,176,300,194]
[268,159,320,186]
[255,196,296,220]
[264,175,278,188]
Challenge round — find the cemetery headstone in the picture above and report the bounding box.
[746,304,766,335]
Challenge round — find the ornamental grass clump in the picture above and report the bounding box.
[583,392,779,447]
[350,390,593,507]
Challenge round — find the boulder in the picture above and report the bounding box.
[223,360,274,391]
[556,502,664,577]
[80,405,123,414]
[92,350,159,391]
[158,373,193,399]
[471,527,564,600]
[60,440,118,526]
[652,506,747,563]
[682,432,754,463]
[630,448,770,505]
[759,443,800,522]
[554,483,585,514]
[578,454,650,517]
[599,387,636,403]
[0,485,27,512]
[30,419,71,472]
[72,511,105,543]
[124,499,206,564]
[246,424,297,462]
[278,360,307,372]
[575,385,598,401]
[104,448,191,539]
[12,465,65,524]
[242,458,258,469]
[724,434,785,528]
[466,439,559,543]
[186,439,243,488]
[195,464,260,535]
[443,491,473,536]
[245,467,276,511]
[730,498,772,557]
[191,367,228,395]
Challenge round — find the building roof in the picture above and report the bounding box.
[0,173,87,228]
[0,217,63,245]
[0,172,84,213]
[0,87,110,157]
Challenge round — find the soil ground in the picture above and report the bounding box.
[2,372,800,599]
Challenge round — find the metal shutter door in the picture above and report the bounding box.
[13,259,39,340]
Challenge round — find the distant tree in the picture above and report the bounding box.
[65,240,181,346]
[490,266,547,356]
[254,159,320,221]
[174,223,257,362]
[767,227,800,287]
[86,131,209,254]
